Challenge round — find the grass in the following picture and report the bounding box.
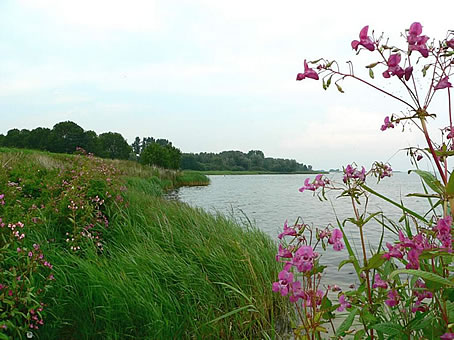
[0,148,289,339]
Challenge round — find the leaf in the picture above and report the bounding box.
[406,192,440,198]
[354,329,366,340]
[447,171,454,195]
[365,62,379,69]
[335,83,344,93]
[338,257,355,270]
[326,75,333,88]
[370,322,404,336]
[364,253,385,270]
[369,68,374,79]
[390,269,454,286]
[309,58,323,64]
[411,170,444,194]
[336,307,358,336]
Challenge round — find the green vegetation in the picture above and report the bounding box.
[196,170,325,175]
[0,148,288,339]
[181,150,315,173]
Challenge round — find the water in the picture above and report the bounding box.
[169,172,436,287]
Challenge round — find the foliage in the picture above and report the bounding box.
[140,141,181,169]
[181,150,313,173]
[273,22,454,339]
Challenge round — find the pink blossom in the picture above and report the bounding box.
[276,244,293,261]
[381,116,394,131]
[337,294,351,312]
[278,220,297,239]
[434,76,452,91]
[385,289,400,307]
[441,333,454,340]
[435,216,452,250]
[407,22,429,57]
[447,39,454,49]
[372,274,388,289]
[406,249,420,269]
[299,174,328,192]
[351,26,375,52]
[343,164,366,183]
[382,54,405,79]
[328,229,344,251]
[292,245,316,272]
[296,60,319,81]
[272,269,294,296]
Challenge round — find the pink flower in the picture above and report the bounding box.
[407,22,429,57]
[292,245,316,272]
[404,66,413,81]
[381,116,394,131]
[382,54,405,79]
[406,249,420,269]
[447,39,454,49]
[372,274,388,289]
[278,220,297,239]
[328,229,344,251]
[434,76,452,91]
[441,333,454,340]
[299,174,328,192]
[296,60,319,81]
[435,216,452,250]
[276,244,293,261]
[272,269,294,296]
[351,26,375,51]
[337,294,351,312]
[385,289,399,307]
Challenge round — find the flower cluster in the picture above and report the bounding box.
[343,164,366,183]
[298,174,329,192]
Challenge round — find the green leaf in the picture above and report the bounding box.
[406,192,440,198]
[411,170,444,194]
[422,64,431,77]
[335,83,344,93]
[369,68,374,79]
[370,322,404,336]
[309,58,323,64]
[364,253,385,270]
[354,329,366,340]
[326,75,332,88]
[338,257,355,270]
[365,62,379,68]
[336,307,358,336]
[390,269,454,286]
[447,171,454,195]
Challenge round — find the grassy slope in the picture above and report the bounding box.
[0,148,289,339]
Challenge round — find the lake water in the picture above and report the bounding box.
[168,172,436,287]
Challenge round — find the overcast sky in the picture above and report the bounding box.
[0,0,452,170]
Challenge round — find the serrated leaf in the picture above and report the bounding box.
[369,68,374,79]
[365,253,385,270]
[447,171,454,195]
[390,269,454,286]
[336,83,344,93]
[370,322,404,335]
[411,170,444,194]
[336,307,358,336]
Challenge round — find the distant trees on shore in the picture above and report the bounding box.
[0,122,311,172]
[181,150,312,172]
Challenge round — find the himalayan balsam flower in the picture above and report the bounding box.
[447,39,454,49]
[351,26,375,51]
[337,294,351,312]
[296,60,319,81]
[343,164,366,183]
[435,216,452,251]
[372,274,388,289]
[272,269,294,296]
[299,174,328,192]
[292,245,316,272]
[407,22,429,57]
[441,333,454,340]
[385,289,400,307]
[328,228,344,251]
[276,244,293,261]
[434,76,452,91]
[381,116,394,131]
[278,220,297,239]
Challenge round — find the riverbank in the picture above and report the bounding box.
[0,148,290,339]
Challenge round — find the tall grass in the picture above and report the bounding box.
[0,149,289,339]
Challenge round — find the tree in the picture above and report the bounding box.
[48,121,86,153]
[140,143,181,169]
[27,127,51,150]
[98,132,132,160]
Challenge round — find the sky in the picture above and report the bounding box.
[0,0,452,171]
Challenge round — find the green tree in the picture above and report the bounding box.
[27,127,51,150]
[98,132,132,160]
[140,143,181,169]
[48,121,86,153]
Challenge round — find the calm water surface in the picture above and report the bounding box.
[169,172,435,287]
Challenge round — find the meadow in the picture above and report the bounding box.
[0,148,289,339]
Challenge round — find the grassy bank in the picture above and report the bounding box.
[0,148,289,339]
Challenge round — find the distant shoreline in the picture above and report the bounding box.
[185,170,328,175]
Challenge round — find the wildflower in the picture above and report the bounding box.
[381,116,394,131]
[447,39,454,49]
[288,280,307,302]
[434,76,452,91]
[382,54,405,79]
[343,164,366,183]
[299,174,328,192]
[292,245,316,272]
[296,60,319,81]
[404,66,413,81]
[28,251,33,257]
[337,294,351,312]
[441,333,454,340]
[406,249,421,269]
[278,220,297,239]
[385,289,400,307]
[276,244,293,261]
[372,274,388,289]
[328,229,344,251]
[407,22,429,57]
[351,26,375,51]
[435,216,452,250]
[272,269,294,296]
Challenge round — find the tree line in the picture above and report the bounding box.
[181,150,312,172]
[0,121,312,172]
[0,121,181,169]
